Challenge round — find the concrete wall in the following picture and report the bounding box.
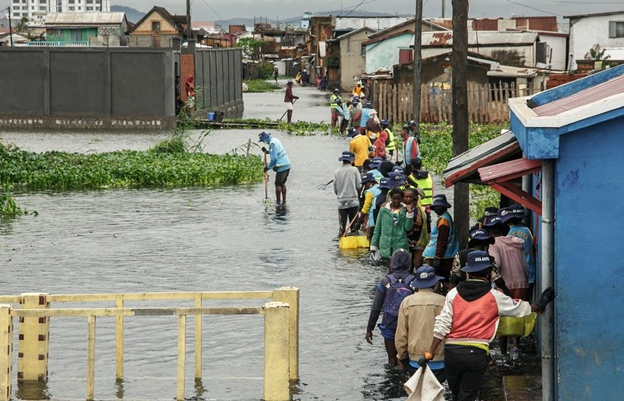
[0,47,175,130]
[554,117,624,400]
[569,13,624,70]
[340,28,375,91]
[195,48,244,118]
[539,34,568,71]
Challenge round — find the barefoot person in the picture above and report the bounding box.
[259,131,291,204]
[284,80,299,124]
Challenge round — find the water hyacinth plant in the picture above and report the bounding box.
[0,184,34,218]
[0,141,263,191]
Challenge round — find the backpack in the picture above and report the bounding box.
[382,273,416,330]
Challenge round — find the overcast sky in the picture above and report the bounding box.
[1,0,623,22]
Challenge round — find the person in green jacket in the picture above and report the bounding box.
[370,187,415,266]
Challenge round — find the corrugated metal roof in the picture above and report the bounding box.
[46,12,126,25]
[533,73,624,117]
[443,131,522,186]
[422,31,539,46]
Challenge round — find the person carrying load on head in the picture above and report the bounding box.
[421,250,555,401]
[259,131,291,205]
[366,249,416,366]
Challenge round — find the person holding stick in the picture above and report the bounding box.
[284,80,299,124]
[259,132,291,205]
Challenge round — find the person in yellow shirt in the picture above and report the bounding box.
[352,82,365,98]
[348,128,373,171]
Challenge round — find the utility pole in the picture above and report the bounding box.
[412,0,423,128]
[442,0,446,18]
[186,0,192,38]
[451,0,469,248]
[7,6,13,47]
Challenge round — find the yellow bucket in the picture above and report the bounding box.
[339,235,370,249]
[496,312,537,337]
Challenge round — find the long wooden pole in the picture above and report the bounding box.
[452,0,470,248]
[413,0,423,128]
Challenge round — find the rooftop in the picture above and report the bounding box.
[45,12,126,25]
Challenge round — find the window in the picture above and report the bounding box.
[152,21,160,31]
[609,21,624,38]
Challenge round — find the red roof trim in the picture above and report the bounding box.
[444,141,520,187]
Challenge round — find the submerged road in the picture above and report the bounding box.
[0,81,469,401]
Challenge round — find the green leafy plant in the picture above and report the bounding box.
[0,184,34,218]
[245,80,281,92]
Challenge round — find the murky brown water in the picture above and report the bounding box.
[0,83,531,400]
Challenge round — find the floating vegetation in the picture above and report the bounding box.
[222,118,330,136]
[0,185,35,218]
[0,141,263,191]
[244,80,281,93]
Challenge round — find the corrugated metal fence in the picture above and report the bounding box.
[195,48,243,115]
[367,80,540,124]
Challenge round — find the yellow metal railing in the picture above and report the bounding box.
[0,287,299,401]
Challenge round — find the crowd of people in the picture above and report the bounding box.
[258,81,555,401]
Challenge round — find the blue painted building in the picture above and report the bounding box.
[445,63,624,400]
[509,64,624,401]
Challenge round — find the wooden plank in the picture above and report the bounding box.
[86,315,96,401]
[176,315,186,401]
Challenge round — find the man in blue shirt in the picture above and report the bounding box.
[259,131,291,204]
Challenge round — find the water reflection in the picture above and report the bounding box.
[16,380,50,400]
[115,378,124,399]
[263,204,289,227]
[362,365,409,400]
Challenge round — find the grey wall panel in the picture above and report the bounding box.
[0,50,45,114]
[50,50,106,115]
[111,51,166,116]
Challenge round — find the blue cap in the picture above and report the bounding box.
[378,177,392,189]
[468,228,494,246]
[431,194,451,209]
[483,214,503,227]
[385,172,405,188]
[461,250,493,273]
[369,160,382,171]
[413,265,444,288]
[338,151,355,162]
[361,172,377,184]
[258,131,271,143]
[499,205,527,223]
[391,165,404,174]
[380,119,389,127]
[347,127,358,137]
[365,101,372,108]
[352,97,360,104]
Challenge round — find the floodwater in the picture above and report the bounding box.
[0,83,522,401]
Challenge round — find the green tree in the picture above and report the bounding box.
[16,17,29,33]
[235,37,265,59]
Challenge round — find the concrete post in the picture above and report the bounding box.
[18,293,49,382]
[273,287,299,382]
[0,305,13,401]
[264,302,290,401]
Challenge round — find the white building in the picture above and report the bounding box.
[10,0,111,23]
[566,10,624,71]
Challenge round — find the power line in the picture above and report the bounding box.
[198,0,224,20]
[501,0,561,16]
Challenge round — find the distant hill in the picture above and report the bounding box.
[111,5,145,24]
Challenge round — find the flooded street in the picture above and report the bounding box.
[0,83,467,401]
